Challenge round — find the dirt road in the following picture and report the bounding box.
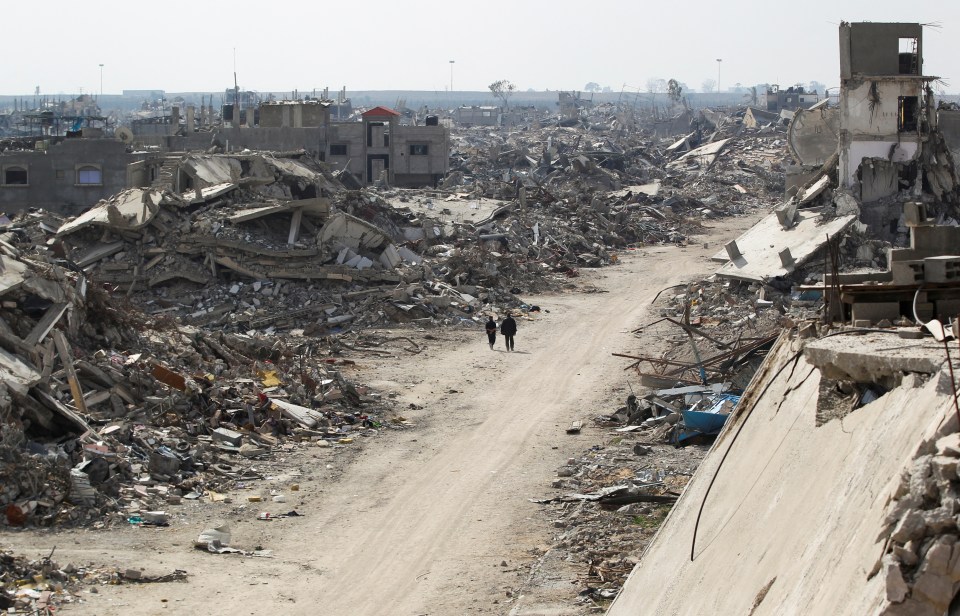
[3,217,757,615]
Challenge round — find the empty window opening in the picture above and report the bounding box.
[409,144,429,156]
[330,144,348,156]
[898,38,919,75]
[4,167,27,185]
[77,166,102,185]
[898,97,919,132]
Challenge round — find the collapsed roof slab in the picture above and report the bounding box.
[228,198,330,224]
[606,334,956,615]
[667,138,730,170]
[713,209,856,281]
[803,331,944,383]
[56,189,162,236]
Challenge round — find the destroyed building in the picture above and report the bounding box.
[456,105,502,127]
[765,84,819,112]
[602,21,960,616]
[837,22,959,231]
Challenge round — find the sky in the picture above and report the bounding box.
[5,0,960,97]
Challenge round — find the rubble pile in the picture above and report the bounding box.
[1,105,796,538]
[875,428,960,616]
[532,434,706,605]
[0,549,186,612]
[0,232,402,528]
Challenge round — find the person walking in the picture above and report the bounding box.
[501,313,517,352]
[485,316,497,350]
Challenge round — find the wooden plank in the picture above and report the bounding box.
[23,302,69,347]
[51,330,88,416]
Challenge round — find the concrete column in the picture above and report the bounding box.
[186,106,195,132]
[725,240,742,261]
[779,248,795,269]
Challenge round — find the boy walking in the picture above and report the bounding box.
[485,316,497,350]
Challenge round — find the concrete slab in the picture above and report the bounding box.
[386,195,508,226]
[0,255,29,297]
[606,335,955,616]
[667,138,730,169]
[57,189,162,235]
[804,331,944,382]
[712,209,856,280]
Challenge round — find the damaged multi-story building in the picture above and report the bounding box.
[837,22,959,230]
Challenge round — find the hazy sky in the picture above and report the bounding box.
[6,1,959,96]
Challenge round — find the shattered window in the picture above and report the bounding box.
[4,167,27,185]
[898,97,919,132]
[330,144,348,156]
[77,166,102,185]
[409,144,429,156]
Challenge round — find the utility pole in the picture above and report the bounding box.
[716,58,723,104]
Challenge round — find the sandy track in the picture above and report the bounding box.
[3,217,757,615]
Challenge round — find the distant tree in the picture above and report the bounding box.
[646,78,667,95]
[702,78,717,93]
[601,86,613,93]
[646,78,667,109]
[489,80,517,109]
[584,82,601,93]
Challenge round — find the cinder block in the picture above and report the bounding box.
[903,202,929,227]
[851,301,901,324]
[923,256,960,283]
[891,261,924,285]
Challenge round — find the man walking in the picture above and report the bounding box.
[485,315,497,350]
[501,313,517,352]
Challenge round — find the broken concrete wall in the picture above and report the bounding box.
[840,22,923,79]
[144,128,326,156]
[607,333,958,616]
[0,139,145,216]
[788,102,840,167]
[938,109,960,168]
[860,158,901,203]
[839,80,924,190]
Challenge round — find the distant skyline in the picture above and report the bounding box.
[5,1,959,97]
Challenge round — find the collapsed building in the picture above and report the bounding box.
[598,22,960,616]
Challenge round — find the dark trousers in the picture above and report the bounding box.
[487,332,496,346]
[504,335,515,351]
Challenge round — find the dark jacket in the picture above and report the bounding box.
[485,319,497,334]
[500,316,517,336]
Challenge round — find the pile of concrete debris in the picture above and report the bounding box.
[0,548,186,612]
[0,230,403,529]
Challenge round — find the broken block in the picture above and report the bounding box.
[903,201,929,227]
[212,427,243,447]
[891,261,924,286]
